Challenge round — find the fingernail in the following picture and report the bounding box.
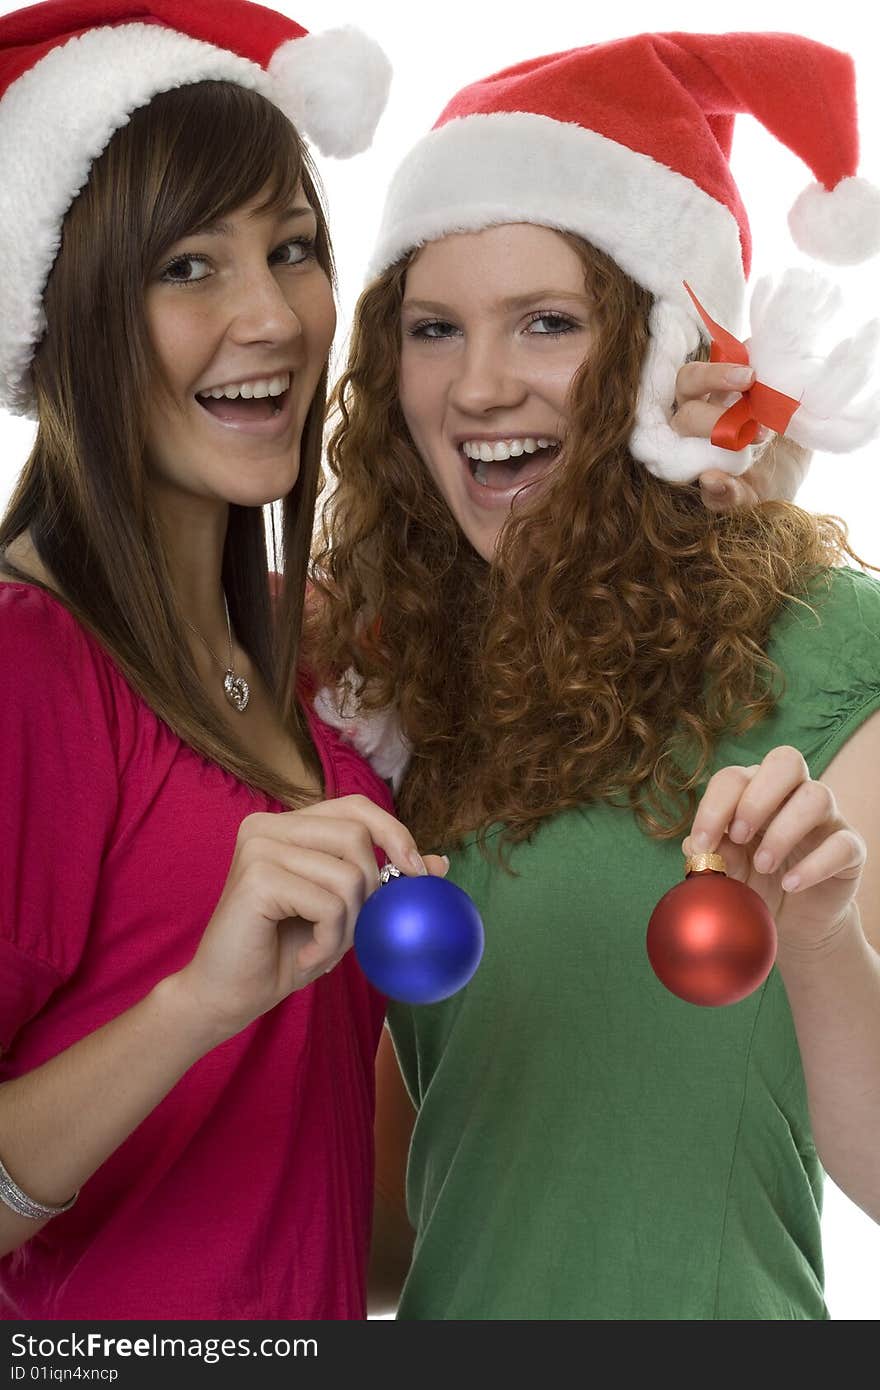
[730,819,751,843]
[704,479,727,495]
[407,850,429,875]
[755,426,773,444]
[441,854,450,868]
[725,367,754,387]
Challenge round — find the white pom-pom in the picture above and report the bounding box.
[788,176,880,265]
[269,26,392,158]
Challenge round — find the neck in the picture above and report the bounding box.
[151,484,230,645]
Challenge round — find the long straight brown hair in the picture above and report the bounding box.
[0,81,334,806]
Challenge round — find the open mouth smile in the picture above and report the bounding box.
[457,435,562,506]
[194,372,294,436]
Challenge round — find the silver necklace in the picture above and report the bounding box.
[183,590,250,713]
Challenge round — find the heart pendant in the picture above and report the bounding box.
[224,670,250,712]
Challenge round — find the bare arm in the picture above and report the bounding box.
[0,976,227,1255]
[777,710,880,1220]
[683,717,880,1222]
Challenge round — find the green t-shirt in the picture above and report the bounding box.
[387,565,880,1320]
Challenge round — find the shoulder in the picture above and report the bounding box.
[767,565,880,688]
[759,565,880,780]
[0,582,132,756]
[772,564,880,639]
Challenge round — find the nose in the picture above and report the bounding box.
[447,335,527,414]
[227,263,304,350]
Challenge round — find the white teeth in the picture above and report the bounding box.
[197,372,290,401]
[461,436,558,463]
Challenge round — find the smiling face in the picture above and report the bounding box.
[398,223,595,562]
[143,181,335,514]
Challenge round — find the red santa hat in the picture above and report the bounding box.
[369,31,880,484]
[0,0,392,418]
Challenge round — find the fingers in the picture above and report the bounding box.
[292,795,434,876]
[695,469,759,513]
[681,747,861,897]
[731,777,836,877]
[683,764,762,856]
[671,395,736,440]
[240,795,435,882]
[675,360,754,408]
[232,800,450,983]
[687,749,808,855]
[235,857,353,975]
[673,361,771,456]
[423,853,450,877]
[771,827,866,895]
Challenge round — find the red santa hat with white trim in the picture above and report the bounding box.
[0,0,392,418]
[369,30,880,484]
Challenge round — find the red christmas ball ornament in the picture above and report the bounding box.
[647,852,777,1006]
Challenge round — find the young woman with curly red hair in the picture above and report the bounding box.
[307,32,880,1320]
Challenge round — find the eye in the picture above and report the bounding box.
[406,319,460,341]
[159,254,211,285]
[525,312,579,336]
[271,236,317,267]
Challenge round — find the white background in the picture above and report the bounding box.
[1,0,878,1318]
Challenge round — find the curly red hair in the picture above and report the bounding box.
[306,234,878,869]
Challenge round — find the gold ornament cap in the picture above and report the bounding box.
[684,851,727,876]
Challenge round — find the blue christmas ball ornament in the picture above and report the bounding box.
[354,865,485,1005]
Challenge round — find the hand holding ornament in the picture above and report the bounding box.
[649,745,867,1005]
[683,745,866,949]
[174,795,449,1042]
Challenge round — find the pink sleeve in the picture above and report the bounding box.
[0,588,120,1049]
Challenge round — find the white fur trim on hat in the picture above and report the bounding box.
[313,674,412,792]
[368,111,746,330]
[788,176,880,266]
[0,23,272,419]
[369,111,748,486]
[269,25,392,159]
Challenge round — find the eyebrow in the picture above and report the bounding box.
[402,290,591,312]
[189,205,315,237]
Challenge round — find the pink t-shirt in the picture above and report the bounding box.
[0,582,391,1320]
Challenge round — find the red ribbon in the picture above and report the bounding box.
[682,282,801,451]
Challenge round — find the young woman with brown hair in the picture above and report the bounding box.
[0,0,449,1321]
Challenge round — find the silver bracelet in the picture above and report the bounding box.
[0,1153,78,1220]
